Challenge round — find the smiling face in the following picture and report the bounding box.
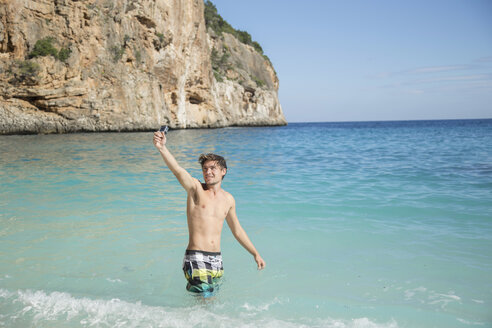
[201,160,227,186]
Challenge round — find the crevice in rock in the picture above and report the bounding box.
[188,93,203,105]
[5,32,15,53]
[14,96,51,113]
[135,15,156,29]
[244,86,255,95]
[244,87,255,103]
[13,96,77,121]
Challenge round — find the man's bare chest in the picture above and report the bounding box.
[189,194,229,219]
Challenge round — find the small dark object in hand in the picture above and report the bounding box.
[159,125,169,134]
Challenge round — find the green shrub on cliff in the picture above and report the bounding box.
[250,74,265,88]
[204,1,264,55]
[213,71,223,82]
[211,47,223,81]
[211,46,233,81]
[252,41,263,54]
[29,37,71,62]
[123,34,131,45]
[110,45,125,62]
[57,47,72,62]
[211,48,220,70]
[235,30,252,45]
[8,60,40,84]
[134,47,142,63]
[29,37,58,59]
[156,32,165,44]
[204,1,234,36]
[18,60,40,77]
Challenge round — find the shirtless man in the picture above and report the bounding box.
[153,130,265,294]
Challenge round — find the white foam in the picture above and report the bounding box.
[106,278,124,283]
[457,318,485,326]
[241,297,284,312]
[0,288,13,298]
[0,288,399,328]
[404,286,427,300]
[471,299,484,304]
[436,293,461,301]
[428,291,462,309]
[306,317,399,328]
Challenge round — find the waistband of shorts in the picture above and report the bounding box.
[185,249,221,256]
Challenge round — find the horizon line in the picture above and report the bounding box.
[286,117,492,124]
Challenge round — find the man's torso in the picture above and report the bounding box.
[186,179,232,252]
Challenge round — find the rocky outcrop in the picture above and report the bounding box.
[0,0,286,134]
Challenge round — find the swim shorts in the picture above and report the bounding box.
[182,250,224,293]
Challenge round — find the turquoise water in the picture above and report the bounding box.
[1,120,491,327]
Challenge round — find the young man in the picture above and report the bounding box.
[153,130,265,294]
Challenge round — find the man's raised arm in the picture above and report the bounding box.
[153,131,196,192]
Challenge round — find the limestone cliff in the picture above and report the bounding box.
[0,0,286,134]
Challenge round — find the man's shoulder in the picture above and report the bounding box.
[222,190,235,203]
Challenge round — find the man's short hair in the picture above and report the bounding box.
[198,153,227,179]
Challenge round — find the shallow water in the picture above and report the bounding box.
[1,120,491,327]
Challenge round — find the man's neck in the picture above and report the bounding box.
[203,182,222,194]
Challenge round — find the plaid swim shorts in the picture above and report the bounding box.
[182,249,224,293]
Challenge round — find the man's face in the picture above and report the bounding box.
[202,160,226,185]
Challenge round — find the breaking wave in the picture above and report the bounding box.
[0,288,399,328]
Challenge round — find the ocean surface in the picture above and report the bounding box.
[1,119,491,328]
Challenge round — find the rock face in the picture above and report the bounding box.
[0,0,286,134]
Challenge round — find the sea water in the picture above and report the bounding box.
[0,119,491,328]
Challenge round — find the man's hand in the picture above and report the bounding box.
[153,131,166,150]
[255,254,266,270]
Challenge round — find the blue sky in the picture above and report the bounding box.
[209,0,492,122]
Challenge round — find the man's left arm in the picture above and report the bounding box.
[225,196,266,270]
